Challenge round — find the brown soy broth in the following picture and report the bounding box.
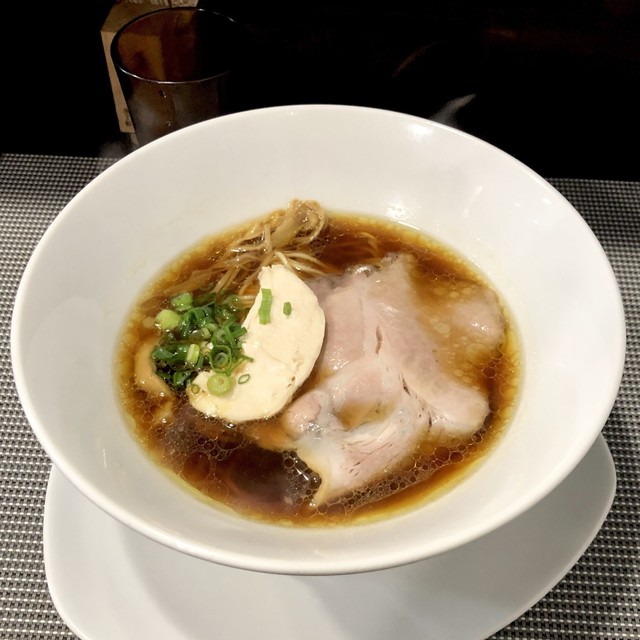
[116,209,520,526]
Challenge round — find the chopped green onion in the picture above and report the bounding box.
[155,309,181,331]
[172,370,192,387]
[189,383,201,394]
[151,345,175,360]
[212,327,229,344]
[171,292,193,311]
[150,290,250,393]
[207,372,233,395]
[238,373,251,384]
[231,325,247,339]
[205,322,218,335]
[258,288,273,324]
[193,326,211,340]
[185,343,200,366]
[283,301,292,316]
[211,350,231,370]
[223,294,243,311]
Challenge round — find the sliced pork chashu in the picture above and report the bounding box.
[281,253,506,505]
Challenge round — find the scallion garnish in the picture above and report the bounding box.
[151,290,251,392]
[171,292,193,311]
[283,301,292,316]
[207,372,233,395]
[211,350,231,370]
[155,309,181,331]
[185,343,200,366]
[258,288,273,325]
[238,373,251,384]
[223,294,242,312]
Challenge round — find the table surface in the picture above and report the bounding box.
[1,153,639,639]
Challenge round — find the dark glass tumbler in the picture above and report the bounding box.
[111,8,239,146]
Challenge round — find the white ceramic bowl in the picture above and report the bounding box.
[11,105,625,575]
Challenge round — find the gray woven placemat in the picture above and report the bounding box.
[1,153,638,639]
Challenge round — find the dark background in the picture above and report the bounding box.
[3,0,640,180]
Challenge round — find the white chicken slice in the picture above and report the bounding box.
[187,265,325,423]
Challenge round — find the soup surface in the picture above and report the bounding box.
[116,200,520,526]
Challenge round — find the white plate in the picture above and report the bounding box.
[43,434,615,640]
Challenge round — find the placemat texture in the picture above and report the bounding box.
[1,153,638,639]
